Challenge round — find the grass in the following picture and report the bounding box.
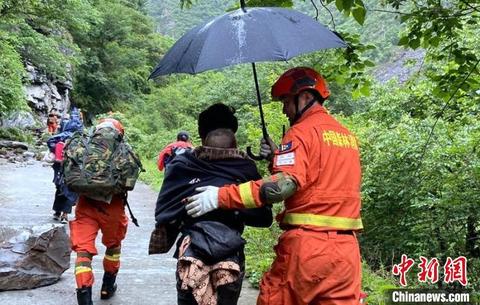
[243,224,282,287]
[0,127,34,143]
[139,158,164,191]
[362,263,397,304]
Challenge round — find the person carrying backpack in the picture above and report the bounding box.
[157,131,194,171]
[65,118,142,305]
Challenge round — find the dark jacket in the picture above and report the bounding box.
[154,148,272,262]
[155,149,273,233]
[47,113,83,152]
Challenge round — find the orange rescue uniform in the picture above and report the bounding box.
[70,195,128,288]
[218,104,363,305]
[47,116,58,134]
[156,140,194,171]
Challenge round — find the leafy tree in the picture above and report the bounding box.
[147,0,237,38]
[349,78,480,290]
[0,0,171,117]
[73,0,170,114]
[0,35,26,115]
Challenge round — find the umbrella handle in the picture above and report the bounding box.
[246,146,264,161]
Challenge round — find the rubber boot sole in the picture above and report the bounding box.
[100,283,117,300]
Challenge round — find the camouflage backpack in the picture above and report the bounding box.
[63,127,143,199]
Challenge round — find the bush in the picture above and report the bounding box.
[0,38,26,116]
[139,158,164,191]
[362,263,397,304]
[243,221,282,287]
[0,127,34,143]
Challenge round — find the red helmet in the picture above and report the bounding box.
[98,118,124,135]
[271,67,330,101]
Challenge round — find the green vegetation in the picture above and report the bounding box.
[158,0,480,297]
[0,127,34,143]
[361,263,396,304]
[0,0,170,116]
[147,0,236,39]
[1,0,478,300]
[0,33,27,115]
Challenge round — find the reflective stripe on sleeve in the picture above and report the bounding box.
[239,182,257,209]
[283,213,363,230]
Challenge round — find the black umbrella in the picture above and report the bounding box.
[150,1,346,156]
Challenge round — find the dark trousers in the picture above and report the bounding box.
[52,163,77,213]
[52,188,73,213]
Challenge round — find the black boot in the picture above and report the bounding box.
[76,287,93,305]
[100,272,117,300]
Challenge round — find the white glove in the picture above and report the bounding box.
[185,186,219,217]
[259,137,277,160]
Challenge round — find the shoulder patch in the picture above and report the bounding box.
[278,141,293,153]
[275,152,295,166]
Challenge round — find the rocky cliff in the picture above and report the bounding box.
[1,62,72,130]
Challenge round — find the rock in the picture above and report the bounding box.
[15,148,26,154]
[0,225,71,291]
[374,49,426,84]
[0,111,39,129]
[22,63,72,123]
[25,62,47,83]
[23,151,35,159]
[0,141,29,150]
[26,85,47,101]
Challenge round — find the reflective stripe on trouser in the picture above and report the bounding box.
[75,252,94,288]
[257,229,361,305]
[103,246,121,274]
[70,196,128,288]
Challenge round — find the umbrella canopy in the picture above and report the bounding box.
[149,7,346,78]
[149,5,347,159]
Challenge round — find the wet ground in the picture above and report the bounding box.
[0,160,258,305]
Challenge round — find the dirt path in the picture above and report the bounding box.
[0,160,258,305]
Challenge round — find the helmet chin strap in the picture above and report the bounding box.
[292,97,317,125]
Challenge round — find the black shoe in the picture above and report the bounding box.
[76,287,93,305]
[53,211,61,221]
[100,272,117,300]
[60,212,69,224]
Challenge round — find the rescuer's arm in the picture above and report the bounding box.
[186,131,306,217]
[185,173,297,217]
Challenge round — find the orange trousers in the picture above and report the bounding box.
[257,228,361,305]
[70,195,128,288]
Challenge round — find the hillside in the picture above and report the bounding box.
[146,0,237,38]
[147,0,403,63]
[1,1,479,302]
